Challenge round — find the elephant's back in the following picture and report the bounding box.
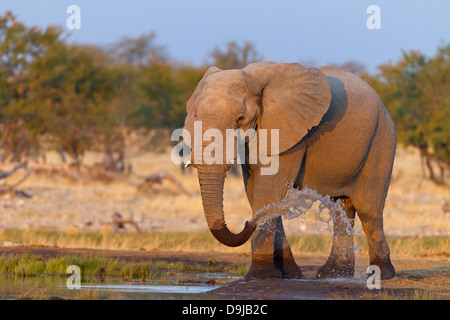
[319,65,394,144]
[319,65,381,119]
[309,65,381,148]
[301,66,384,196]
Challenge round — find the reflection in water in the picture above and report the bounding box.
[0,274,223,300]
[79,284,214,294]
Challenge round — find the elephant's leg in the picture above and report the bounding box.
[243,148,305,280]
[316,197,356,278]
[245,216,302,280]
[359,214,395,280]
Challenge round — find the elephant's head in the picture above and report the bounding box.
[183,62,332,247]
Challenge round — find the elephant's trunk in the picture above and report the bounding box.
[197,165,256,247]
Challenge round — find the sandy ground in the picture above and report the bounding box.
[0,146,448,238]
[0,245,448,300]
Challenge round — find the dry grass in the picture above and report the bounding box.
[0,145,448,252]
[0,229,249,253]
[0,229,448,259]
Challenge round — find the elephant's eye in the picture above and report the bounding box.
[236,116,245,124]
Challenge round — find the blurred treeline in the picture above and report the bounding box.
[363,46,450,184]
[0,12,448,183]
[0,11,203,170]
[0,11,263,172]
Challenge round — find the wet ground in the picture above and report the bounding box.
[0,246,448,300]
[0,275,220,300]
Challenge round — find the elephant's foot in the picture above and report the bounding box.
[244,262,283,280]
[369,257,396,280]
[316,257,355,279]
[244,260,302,280]
[281,260,303,279]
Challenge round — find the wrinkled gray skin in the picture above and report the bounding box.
[183,62,396,280]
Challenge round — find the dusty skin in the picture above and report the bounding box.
[0,245,448,300]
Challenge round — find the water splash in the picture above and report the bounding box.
[249,186,365,278]
[250,186,353,236]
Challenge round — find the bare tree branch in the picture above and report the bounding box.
[0,161,27,180]
[0,170,31,194]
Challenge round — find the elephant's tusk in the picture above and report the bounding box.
[185,161,192,168]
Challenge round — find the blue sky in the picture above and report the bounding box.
[1,0,449,73]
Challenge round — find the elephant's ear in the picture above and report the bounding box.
[244,62,331,155]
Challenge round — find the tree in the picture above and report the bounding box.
[366,45,450,184]
[209,41,263,69]
[0,13,208,172]
[137,60,205,130]
[109,31,166,66]
[0,11,63,162]
[26,43,119,162]
[426,45,450,166]
[339,60,367,77]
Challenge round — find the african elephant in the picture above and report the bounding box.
[182,61,396,280]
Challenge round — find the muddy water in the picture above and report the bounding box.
[0,274,226,300]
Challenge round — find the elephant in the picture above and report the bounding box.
[182,61,397,280]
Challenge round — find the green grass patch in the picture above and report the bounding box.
[0,253,245,282]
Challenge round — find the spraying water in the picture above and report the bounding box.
[249,186,365,278]
[250,186,353,234]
